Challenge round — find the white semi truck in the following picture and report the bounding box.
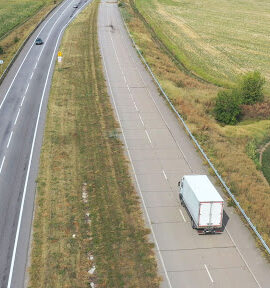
[179,175,224,234]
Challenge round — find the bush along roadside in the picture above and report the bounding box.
[214,71,266,125]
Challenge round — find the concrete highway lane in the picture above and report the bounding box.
[0,1,91,287]
[98,1,270,287]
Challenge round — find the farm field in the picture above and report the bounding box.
[0,0,51,39]
[120,0,270,255]
[28,1,159,287]
[135,0,270,89]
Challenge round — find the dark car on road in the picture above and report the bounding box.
[73,4,79,8]
[35,38,43,45]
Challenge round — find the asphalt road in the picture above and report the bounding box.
[0,1,91,287]
[98,1,270,287]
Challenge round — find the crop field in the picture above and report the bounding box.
[0,0,51,39]
[120,0,270,255]
[135,0,270,89]
[28,1,159,287]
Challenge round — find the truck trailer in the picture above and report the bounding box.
[179,175,224,234]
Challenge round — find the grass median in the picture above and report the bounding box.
[28,1,160,287]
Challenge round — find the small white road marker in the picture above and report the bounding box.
[7,131,13,148]
[139,114,144,126]
[179,208,186,222]
[134,102,138,111]
[0,156,5,174]
[14,109,21,125]
[145,130,152,144]
[204,264,214,283]
[25,82,30,94]
[20,95,26,107]
[30,72,34,79]
[162,169,168,180]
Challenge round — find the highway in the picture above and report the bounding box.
[98,1,270,287]
[0,1,91,287]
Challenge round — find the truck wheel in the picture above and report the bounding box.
[192,220,195,229]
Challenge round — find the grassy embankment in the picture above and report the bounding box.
[0,0,63,77]
[120,0,270,255]
[28,1,160,287]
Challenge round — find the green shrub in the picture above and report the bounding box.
[214,89,241,125]
[246,139,261,170]
[14,36,19,43]
[239,71,265,105]
[262,146,270,184]
[0,46,4,55]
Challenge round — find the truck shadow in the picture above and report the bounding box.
[220,209,229,232]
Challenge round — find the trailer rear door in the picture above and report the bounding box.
[210,202,223,226]
[199,202,223,227]
[199,202,211,227]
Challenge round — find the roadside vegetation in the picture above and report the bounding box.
[262,146,270,184]
[28,1,160,287]
[214,71,265,125]
[0,0,63,78]
[119,0,270,255]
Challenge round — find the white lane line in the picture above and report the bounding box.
[134,102,138,111]
[30,72,34,80]
[7,131,13,148]
[145,130,152,144]
[162,169,168,180]
[14,108,21,125]
[139,114,144,126]
[37,53,42,63]
[6,1,91,287]
[123,75,127,83]
[34,62,38,70]
[0,0,67,111]
[179,208,186,222]
[225,228,262,288]
[0,156,5,174]
[204,264,214,283]
[25,82,30,94]
[20,95,26,107]
[100,18,173,288]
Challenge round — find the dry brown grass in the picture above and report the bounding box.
[28,1,160,287]
[120,0,270,255]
